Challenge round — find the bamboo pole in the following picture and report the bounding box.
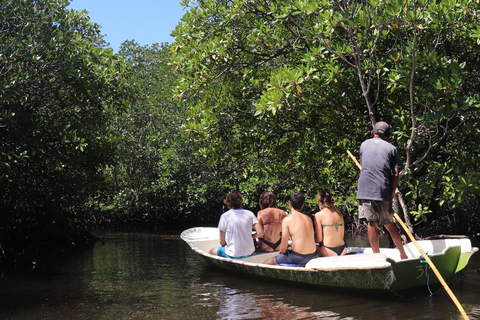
[393,212,469,320]
[346,150,469,320]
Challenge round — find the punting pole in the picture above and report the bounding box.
[346,150,470,320]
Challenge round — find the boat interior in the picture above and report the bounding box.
[188,235,476,263]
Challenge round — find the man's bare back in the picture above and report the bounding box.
[282,210,317,254]
[263,192,317,265]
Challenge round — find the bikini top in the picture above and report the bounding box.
[322,222,343,232]
[261,209,283,233]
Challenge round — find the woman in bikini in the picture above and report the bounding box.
[314,190,347,256]
[256,191,287,252]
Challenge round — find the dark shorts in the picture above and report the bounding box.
[358,199,394,225]
[275,250,317,266]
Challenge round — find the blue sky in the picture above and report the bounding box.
[68,0,187,51]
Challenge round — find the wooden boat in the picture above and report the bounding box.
[181,227,478,294]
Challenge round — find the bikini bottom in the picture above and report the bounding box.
[260,238,281,250]
[324,244,346,256]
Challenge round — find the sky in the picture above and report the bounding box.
[68,0,187,51]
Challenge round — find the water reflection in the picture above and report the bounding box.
[0,231,478,320]
[216,286,261,319]
[193,282,342,320]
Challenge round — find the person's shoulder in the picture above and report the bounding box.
[219,210,232,220]
[362,137,376,144]
[383,139,395,146]
[381,140,398,152]
[303,212,314,222]
[373,137,394,147]
[228,208,250,215]
[258,207,271,214]
[361,138,371,144]
[222,209,233,215]
[360,138,376,149]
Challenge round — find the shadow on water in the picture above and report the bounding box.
[0,231,478,320]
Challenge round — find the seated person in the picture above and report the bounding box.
[314,191,347,256]
[209,191,264,259]
[257,191,287,252]
[263,192,318,266]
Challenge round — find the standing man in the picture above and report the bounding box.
[357,121,408,259]
[263,192,318,266]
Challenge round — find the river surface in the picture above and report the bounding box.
[0,230,479,320]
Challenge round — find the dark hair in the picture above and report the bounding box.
[317,190,335,210]
[224,191,243,209]
[289,192,305,210]
[259,191,276,209]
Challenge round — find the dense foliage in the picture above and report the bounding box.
[0,0,128,265]
[105,41,229,229]
[172,0,480,232]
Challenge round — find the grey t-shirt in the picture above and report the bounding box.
[356,138,404,201]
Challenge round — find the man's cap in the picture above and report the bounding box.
[373,121,391,136]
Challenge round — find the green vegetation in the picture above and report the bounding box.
[1,0,128,266]
[108,41,228,228]
[172,0,480,232]
[1,0,479,267]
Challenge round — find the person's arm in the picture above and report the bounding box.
[219,230,227,247]
[255,212,264,236]
[313,213,323,244]
[252,222,264,239]
[278,219,290,254]
[391,167,400,200]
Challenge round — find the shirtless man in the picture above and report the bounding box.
[263,192,318,266]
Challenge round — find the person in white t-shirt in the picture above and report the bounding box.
[209,191,264,258]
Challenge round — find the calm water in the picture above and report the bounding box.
[0,231,479,320]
